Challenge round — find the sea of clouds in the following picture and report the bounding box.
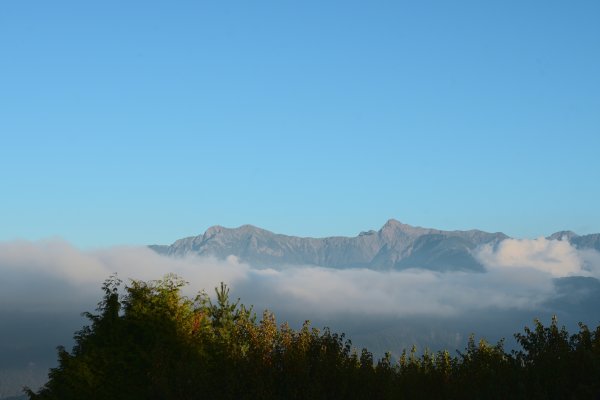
[1,237,599,397]
[2,237,599,316]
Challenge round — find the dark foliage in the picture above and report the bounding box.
[27,275,600,399]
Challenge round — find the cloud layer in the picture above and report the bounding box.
[476,237,592,277]
[1,237,598,317]
[1,237,599,397]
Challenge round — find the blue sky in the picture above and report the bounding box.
[1,1,599,248]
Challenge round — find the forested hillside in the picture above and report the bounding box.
[28,276,600,399]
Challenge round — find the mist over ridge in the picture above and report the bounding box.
[149,219,600,274]
[1,219,600,398]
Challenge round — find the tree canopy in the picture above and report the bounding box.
[27,275,600,399]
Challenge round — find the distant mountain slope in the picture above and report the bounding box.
[149,219,508,271]
[572,234,600,252]
[546,231,600,252]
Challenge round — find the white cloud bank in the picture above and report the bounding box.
[0,240,250,312]
[476,237,592,277]
[1,237,598,318]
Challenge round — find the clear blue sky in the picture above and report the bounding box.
[1,1,599,248]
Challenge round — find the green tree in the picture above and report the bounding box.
[26,277,600,400]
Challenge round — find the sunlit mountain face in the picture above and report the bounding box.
[150,219,509,271]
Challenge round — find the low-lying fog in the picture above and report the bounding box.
[1,238,599,397]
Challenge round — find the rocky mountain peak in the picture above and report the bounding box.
[153,220,600,272]
[379,219,435,238]
[547,231,579,241]
[204,225,226,236]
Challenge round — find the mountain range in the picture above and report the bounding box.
[150,219,600,271]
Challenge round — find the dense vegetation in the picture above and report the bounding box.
[28,275,600,399]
